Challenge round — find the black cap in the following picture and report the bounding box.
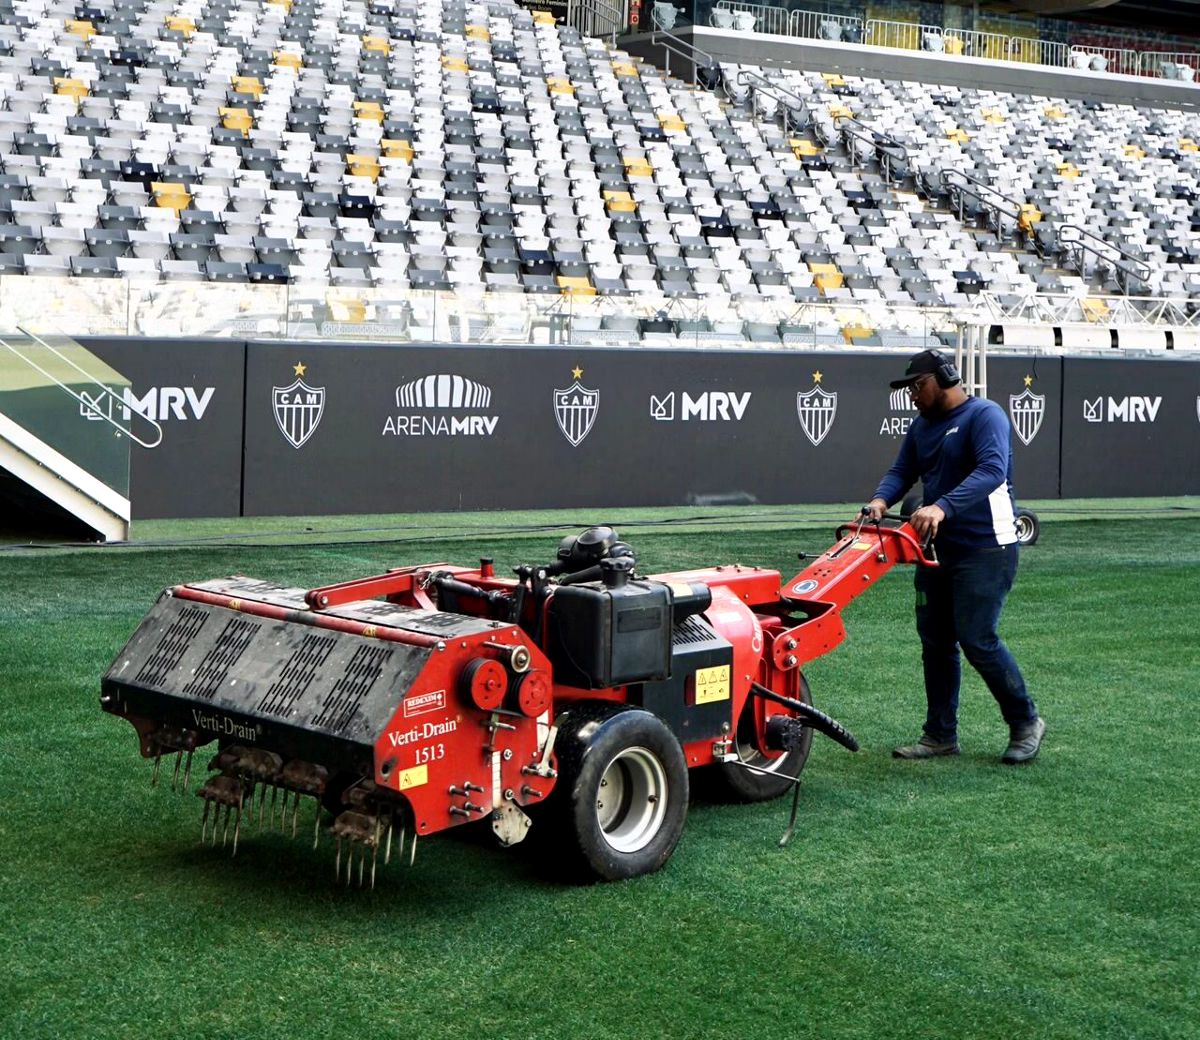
[890,350,946,389]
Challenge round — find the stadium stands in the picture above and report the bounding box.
[0,0,1197,348]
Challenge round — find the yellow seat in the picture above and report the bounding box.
[346,154,382,180]
[946,127,969,144]
[465,24,490,40]
[54,77,88,101]
[623,158,654,179]
[612,61,639,78]
[604,190,636,213]
[659,114,686,132]
[1018,204,1043,234]
[274,51,303,70]
[65,19,96,41]
[230,76,263,99]
[1180,138,1199,153]
[151,182,191,214]
[1122,144,1146,159]
[1044,105,1065,120]
[814,272,844,294]
[381,139,414,162]
[219,107,253,135]
[532,9,556,24]
[1082,298,1111,323]
[789,138,821,157]
[547,77,575,96]
[353,101,384,123]
[822,73,846,87]
[164,15,194,37]
[328,297,367,323]
[362,35,390,55]
[442,56,469,73]
[944,36,963,55]
[982,109,1006,124]
[828,103,852,120]
[1055,162,1079,178]
[557,276,595,296]
[842,323,875,342]
[267,0,292,9]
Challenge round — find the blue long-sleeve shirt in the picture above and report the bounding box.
[873,396,1018,556]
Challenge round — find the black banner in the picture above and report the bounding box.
[1060,356,1200,497]
[81,338,245,519]
[59,339,1197,518]
[241,343,1066,516]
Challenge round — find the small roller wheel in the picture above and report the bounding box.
[1015,508,1040,546]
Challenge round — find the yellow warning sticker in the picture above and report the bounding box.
[398,764,428,790]
[852,541,873,550]
[694,665,731,705]
[670,582,694,598]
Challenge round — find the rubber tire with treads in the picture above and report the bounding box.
[1015,508,1040,546]
[549,703,688,882]
[711,675,814,802]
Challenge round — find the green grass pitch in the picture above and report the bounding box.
[1,502,1197,1040]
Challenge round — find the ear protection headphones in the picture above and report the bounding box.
[929,350,962,389]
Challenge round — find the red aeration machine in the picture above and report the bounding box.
[101,515,936,885]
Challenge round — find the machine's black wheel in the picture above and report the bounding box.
[550,704,688,882]
[1015,508,1040,546]
[712,675,813,802]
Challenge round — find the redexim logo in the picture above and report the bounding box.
[384,374,498,436]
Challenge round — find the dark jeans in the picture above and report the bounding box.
[914,543,1037,742]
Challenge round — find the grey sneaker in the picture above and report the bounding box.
[893,735,961,759]
[1001,717,1046,765]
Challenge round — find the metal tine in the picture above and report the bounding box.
[335,836,342,883]
[171,751,182,792]
[221,803,231,848]
[271,785,279,829]
[409,832,417,867]
[313,804,322,851]
[346,844,354,888]
[151,752,161,787]
[387,823,401,867]
[200,800,210,842]
[371,817,381,891]
[183,750,193,792]
[232,789,244,857]
[291,791,301,838]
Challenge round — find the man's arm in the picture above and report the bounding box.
[867,429,919,519]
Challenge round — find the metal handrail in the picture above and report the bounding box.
[0,327,163,448]
[649,29,719,87]
[567,0,625,47]
[734,70,809,135]
[940,168,1026,230]
[834,113,910,185]
[1057,225,1153,294]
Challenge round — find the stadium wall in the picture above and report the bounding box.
[76,339,1200,518]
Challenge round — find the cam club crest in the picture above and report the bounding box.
[554,365,599,446]
[1009,376,1046,446]
[796,371,837,447]
[273,362,325,449]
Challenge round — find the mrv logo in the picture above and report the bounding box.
[650,390,751,422]
[383,373,498,437]
[1083,395,1162,423]
[80,386,215,424]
